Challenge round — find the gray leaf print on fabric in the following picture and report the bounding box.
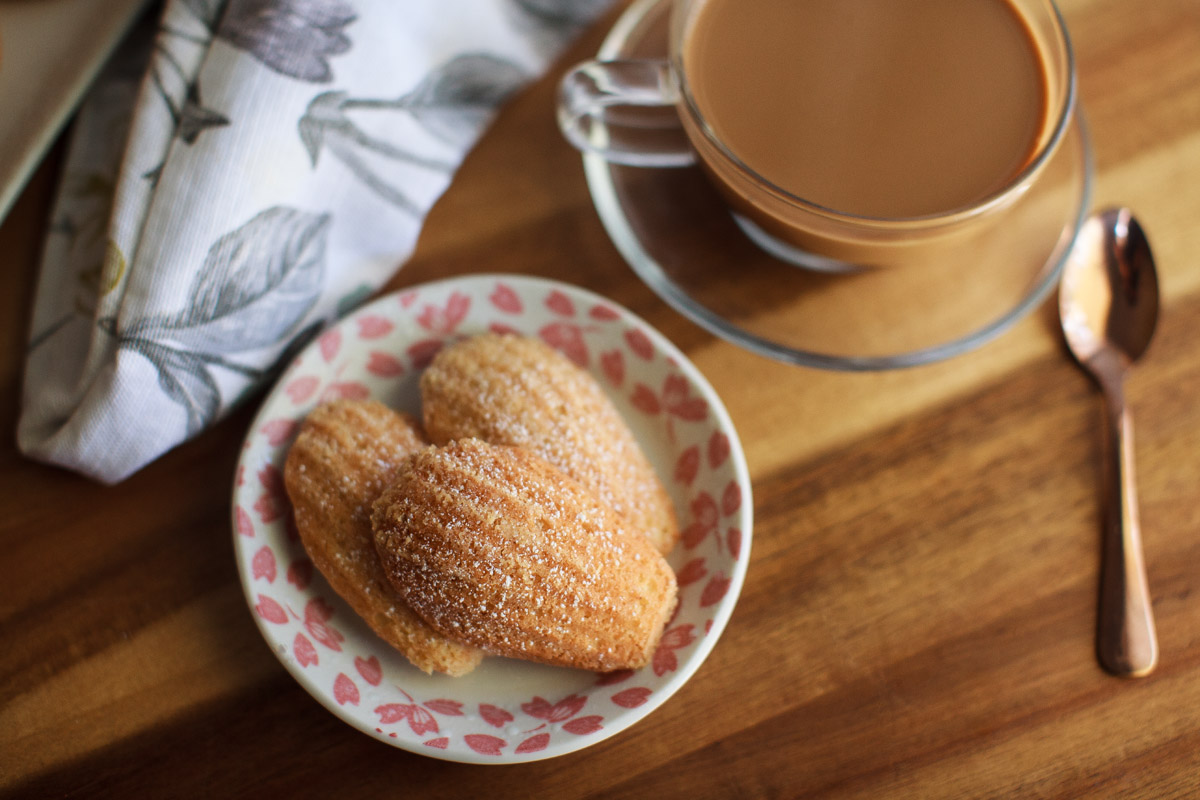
[218,0,355,83]
[297,54,527,211]
[147,0,226,165]
[400,53,529,148]
[164,207,330,351]
[143,340,222,435]
[178,85,231,143]
[512,0,613,28]
[111,207,330,432]
[180,0,226,28]
[299,90,455,215]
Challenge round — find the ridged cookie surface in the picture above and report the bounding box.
[420,333,679,554]
[283,400,482,676]
[372,439,678,672]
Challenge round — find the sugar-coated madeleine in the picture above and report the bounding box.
[372,439,678,672]
[420,333,679,554]
[283,400,482,676]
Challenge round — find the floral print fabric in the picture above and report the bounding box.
[18,0,613,482]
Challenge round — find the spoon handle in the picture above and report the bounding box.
[1098,383,1158,677]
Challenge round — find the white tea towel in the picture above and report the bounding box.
[18,0,614,483]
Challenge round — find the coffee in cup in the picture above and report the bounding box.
[559,0,1076,269]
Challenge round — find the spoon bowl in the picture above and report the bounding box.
[1061,209,1159,367]
[1059,207,1159,678]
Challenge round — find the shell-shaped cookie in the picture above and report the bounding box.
[283,399,482,676]
[372,439,678,672]
[420,333,679,554]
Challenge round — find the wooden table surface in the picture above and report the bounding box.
[4,0,1200,796]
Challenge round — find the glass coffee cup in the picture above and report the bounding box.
[558,0,1076,271]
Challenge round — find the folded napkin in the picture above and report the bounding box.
[18,0,613,483]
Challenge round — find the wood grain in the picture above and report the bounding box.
[3,0,1200,796]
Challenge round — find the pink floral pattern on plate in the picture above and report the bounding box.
[232,274,752,763]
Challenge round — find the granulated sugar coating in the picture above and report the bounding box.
[420,333,680,555]
[371,440,678,672]
[283,400,483,676]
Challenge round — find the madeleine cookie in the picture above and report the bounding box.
[283,400,482,676]
[420,333,679,554]
[372,439,678,672]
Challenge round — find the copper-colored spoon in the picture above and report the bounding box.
[1059,207,1159,677]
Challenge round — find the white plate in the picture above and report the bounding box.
[0,0,149,222]
[232,274,753,763]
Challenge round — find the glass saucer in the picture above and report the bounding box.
[582,0,1094,371]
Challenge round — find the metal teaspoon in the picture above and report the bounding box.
[1059,207,1159,677]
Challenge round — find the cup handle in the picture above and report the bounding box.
[556,59,696,167]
